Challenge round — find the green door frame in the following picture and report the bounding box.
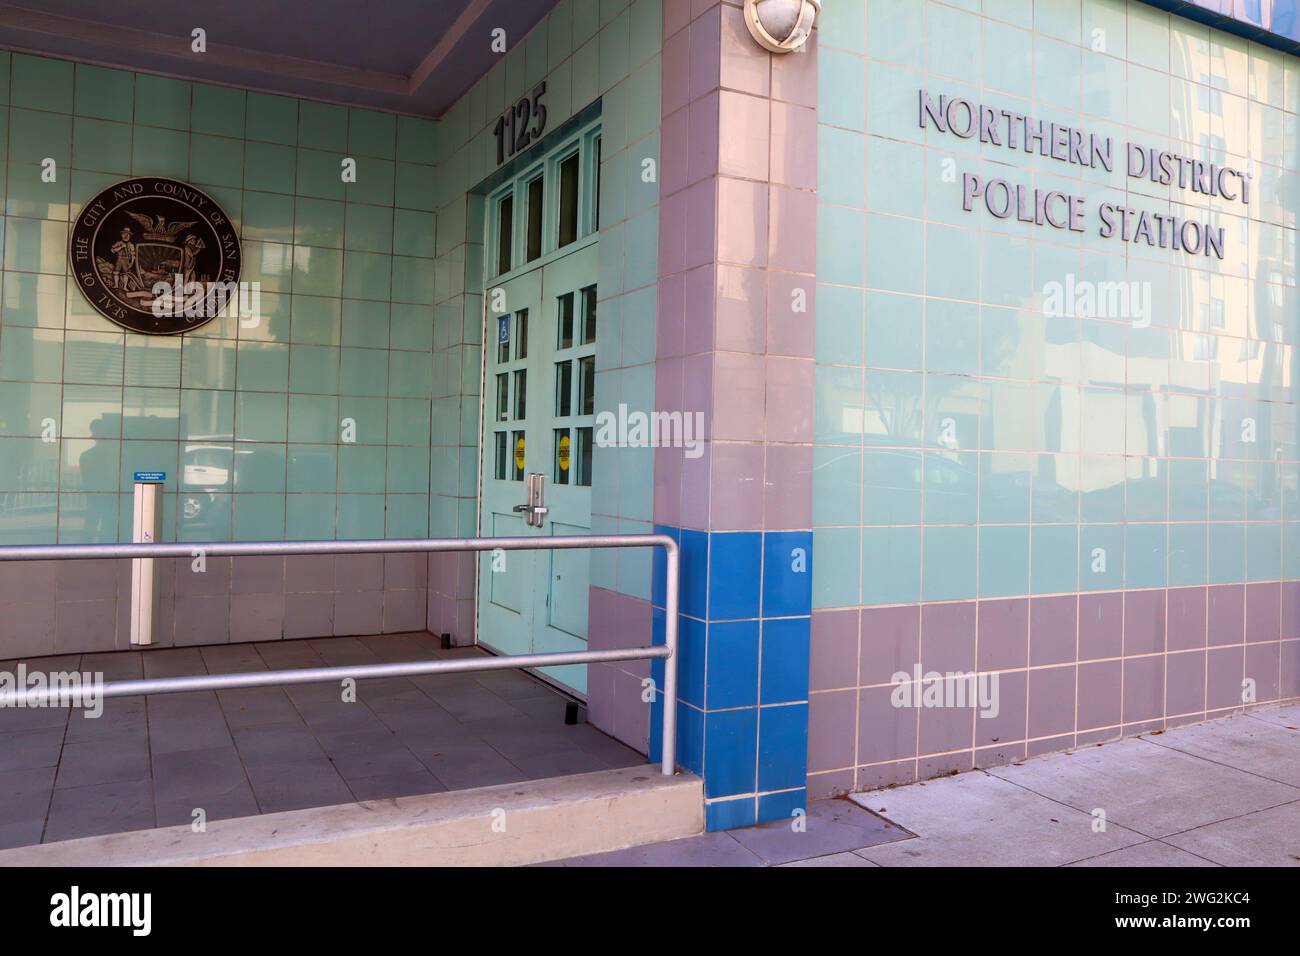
[475,115,603,696]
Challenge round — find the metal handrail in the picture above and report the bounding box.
[0,533,680,776]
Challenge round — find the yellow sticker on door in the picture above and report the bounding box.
[557,433,571,472]
[515,436,526,470]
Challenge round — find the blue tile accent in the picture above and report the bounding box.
[678,615,707,709]
[650,606,665,692]
[757,703,809,793]
[651,697,705,775]
[760,617,811,704]
[651,605,665,647]
[757,788,807,825]
[678,703,705,777]
[650,523,813,830]
[680,528,709,618]
[708,531,762,620]
[651,523,679,608]
[703,708,758,798]
[761,530,813,617]
[706,796,757,830]
[705,620,760,710]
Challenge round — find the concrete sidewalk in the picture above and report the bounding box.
[552,702,1300,866]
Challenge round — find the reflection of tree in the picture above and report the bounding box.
[863,371,922,444]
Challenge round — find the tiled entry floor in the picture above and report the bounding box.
[0,632,644,849]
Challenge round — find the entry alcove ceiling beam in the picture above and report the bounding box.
[0,0,556,118]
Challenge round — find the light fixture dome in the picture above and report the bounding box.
[744,0,820,53]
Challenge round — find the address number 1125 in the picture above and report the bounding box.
[493,82,548,166]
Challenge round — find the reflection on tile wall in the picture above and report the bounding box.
[0,51,440,545]
[811,0,1300,796]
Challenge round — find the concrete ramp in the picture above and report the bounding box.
[0,767,702,867]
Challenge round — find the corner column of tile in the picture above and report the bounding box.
[427,180,480,647]
[649,0,817,830]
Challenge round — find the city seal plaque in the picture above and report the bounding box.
[69,177,242,335]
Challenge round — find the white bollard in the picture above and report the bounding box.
[130,472,165,646]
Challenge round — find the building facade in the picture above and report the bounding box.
[0,0,1297,831]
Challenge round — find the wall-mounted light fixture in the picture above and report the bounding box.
[743,0,820,53]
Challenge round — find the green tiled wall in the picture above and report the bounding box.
[0,51,440,544]
[589,0,662,601]
[814,0,1300,608]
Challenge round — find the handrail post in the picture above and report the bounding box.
[660,537,679,777]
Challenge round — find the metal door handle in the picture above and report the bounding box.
[515,472,549,527]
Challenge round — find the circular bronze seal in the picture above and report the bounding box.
[69,177,242,335]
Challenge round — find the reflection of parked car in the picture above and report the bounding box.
[981,468,1031,517]
[1208,478,1276,520]
[180,441,238,538]
[864,447,980,516]
[1124,476,1166,519]
[922,452,979,516]
[1114,475,1276,521]
[183,443,233,488]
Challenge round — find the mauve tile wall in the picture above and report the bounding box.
[587,585,654,752]
[425,551,475,646]
[0,554,429,657]
[808,583,1300,798]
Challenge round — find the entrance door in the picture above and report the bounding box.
[477,121,601,695]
